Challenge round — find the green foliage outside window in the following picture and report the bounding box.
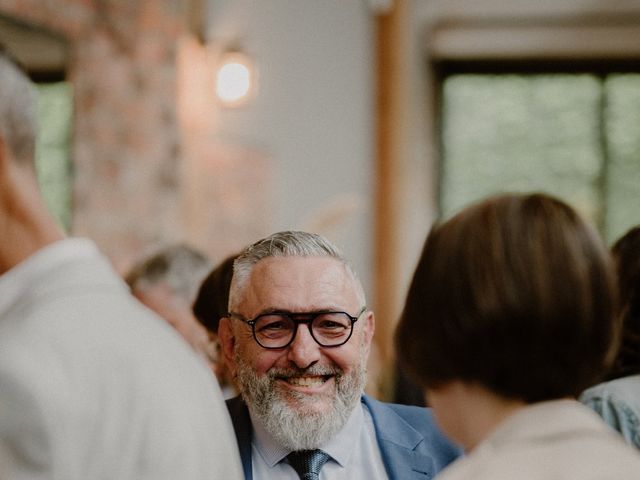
[441,73,640,243]
[35,82,73,231]
[605,75,640,241]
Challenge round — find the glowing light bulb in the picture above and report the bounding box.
[215,52,254,106]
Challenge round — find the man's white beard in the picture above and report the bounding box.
[235,350,367,451]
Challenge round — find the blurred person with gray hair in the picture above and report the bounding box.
[0,46,242,479]
[126,244,218,371]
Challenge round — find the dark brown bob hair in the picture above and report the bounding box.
[192,253,237,333]
[395,193,620,403]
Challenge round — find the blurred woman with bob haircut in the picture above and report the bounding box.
[395,192,640,480]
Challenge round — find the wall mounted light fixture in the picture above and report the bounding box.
[215,49,256,107]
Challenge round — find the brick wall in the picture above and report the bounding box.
[0,0,271,271]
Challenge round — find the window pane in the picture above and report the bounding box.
[441,74,603,224]
[604,74,640,243]
[35,82,73,231]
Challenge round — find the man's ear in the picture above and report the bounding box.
[365,311,375,343]
[0,135,20,177]
[0,135,7,170]
[218,317,237,375]
[362,310,375,353]
[0,136,13,188]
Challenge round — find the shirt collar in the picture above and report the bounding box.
[0,238,99,314]
[250,398,364,468]
[323,400,363,467]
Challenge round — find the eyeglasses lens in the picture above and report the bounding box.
[253,312,353,348]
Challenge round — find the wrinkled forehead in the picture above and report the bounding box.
[233,256,365,312]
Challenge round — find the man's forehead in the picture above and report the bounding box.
[241,256,360,305]
[251,255,350,279]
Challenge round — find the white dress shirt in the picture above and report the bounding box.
[250,401,389,479]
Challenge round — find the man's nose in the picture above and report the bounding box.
[286,323,321,368]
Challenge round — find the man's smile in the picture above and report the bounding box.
[278,374,333,388]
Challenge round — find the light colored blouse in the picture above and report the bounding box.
[436,400,640,480]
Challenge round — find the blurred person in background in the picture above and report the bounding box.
[193,253,239,398]
[396,193,640,480]
[0,46,242,479]
[126,244,218,373]
[580,225,640,449]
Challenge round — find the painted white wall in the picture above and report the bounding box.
[206,0,376,300]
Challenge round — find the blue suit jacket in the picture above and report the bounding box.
[226,395,461,479]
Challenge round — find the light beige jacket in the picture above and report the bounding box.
[437,399,640,480]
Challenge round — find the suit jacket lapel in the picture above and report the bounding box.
[363,396,436,479]
[226,397,253,480]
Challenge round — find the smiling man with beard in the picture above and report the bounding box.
[218,231,459,480]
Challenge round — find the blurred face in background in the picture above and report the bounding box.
[133,283,220,377]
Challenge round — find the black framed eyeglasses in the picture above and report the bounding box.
[228,307,366,349]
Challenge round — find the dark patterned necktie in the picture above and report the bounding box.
[286,449,330,480]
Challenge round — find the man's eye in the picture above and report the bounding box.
[314,313,350,329]
[316,321,343,330]
[260,321,287,331]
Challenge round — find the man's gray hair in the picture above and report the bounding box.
[230,231,365,310]
[126,244,212,304]
[0,48,37,166]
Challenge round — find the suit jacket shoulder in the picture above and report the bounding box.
[363,395,461,478]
